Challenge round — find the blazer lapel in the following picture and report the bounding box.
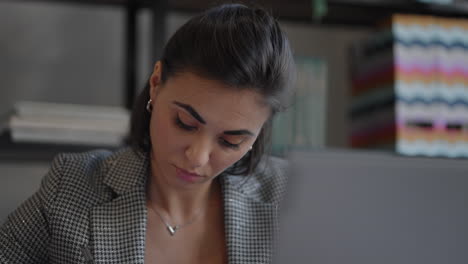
[221,175,279,264]
[89,149,149,264]
[87,149,279,264]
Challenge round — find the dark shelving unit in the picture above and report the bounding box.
[0,132,119,162]
[5,0,468,110]
[3,0,168,110]
[324,0,468,26]
[167,0,468,26]
[2,0,468,161]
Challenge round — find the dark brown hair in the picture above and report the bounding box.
[128,3,295,175]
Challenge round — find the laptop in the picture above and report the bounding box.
[274,149,468,264]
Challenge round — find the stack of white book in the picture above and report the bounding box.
[1,101,130,146]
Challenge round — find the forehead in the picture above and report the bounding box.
[161,72,271,130]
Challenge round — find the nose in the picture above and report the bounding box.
[185,137,211,169]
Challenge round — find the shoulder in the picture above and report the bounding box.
[224,155,289,205]
[50,148,115,186]
[45,147,141,202]
[51,147,138,177]
[53,148,114,171]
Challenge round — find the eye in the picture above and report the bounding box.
[175,116,197,131]
[218,138,240,150]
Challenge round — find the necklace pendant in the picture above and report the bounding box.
[167,225,177,236]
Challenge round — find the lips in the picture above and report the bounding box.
[175,166,204,183]
[178,167,202,177]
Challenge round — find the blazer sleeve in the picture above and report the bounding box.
[0,154,66,263]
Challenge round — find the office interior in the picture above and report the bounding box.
[1,0,467,221]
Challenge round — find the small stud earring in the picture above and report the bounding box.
[146,99,153,113]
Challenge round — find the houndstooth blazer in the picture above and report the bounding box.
[0,147,288,264]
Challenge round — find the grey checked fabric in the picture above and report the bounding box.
[0,147,288,264]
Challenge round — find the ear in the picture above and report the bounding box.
[149,61,162,100]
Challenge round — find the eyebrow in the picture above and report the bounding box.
[173,100,255,136]
[173,101,206,124]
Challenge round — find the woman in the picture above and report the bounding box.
[0,3,295,263]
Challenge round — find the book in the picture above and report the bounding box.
[2,101,130,146]
[13,101,128,121]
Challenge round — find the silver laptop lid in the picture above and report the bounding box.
[274,149,468,264]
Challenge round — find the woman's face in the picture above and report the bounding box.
[148,64,271,189]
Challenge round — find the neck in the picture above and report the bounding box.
[146,159,220,225]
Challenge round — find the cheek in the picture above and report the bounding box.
[210,151,249,176]
[149,112,182,154]
[210,136,258,176]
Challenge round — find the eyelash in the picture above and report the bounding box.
[175,116,196,131]
[174,116,240,150]
[219,138,240,149]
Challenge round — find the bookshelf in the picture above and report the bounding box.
[4,0,468,108]
[2,0,468,161]
[3,0,168,110]
[0,131,118,162]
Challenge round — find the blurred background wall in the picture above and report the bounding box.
[0,2,124,112]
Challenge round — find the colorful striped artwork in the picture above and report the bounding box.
[350,14,468,158]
